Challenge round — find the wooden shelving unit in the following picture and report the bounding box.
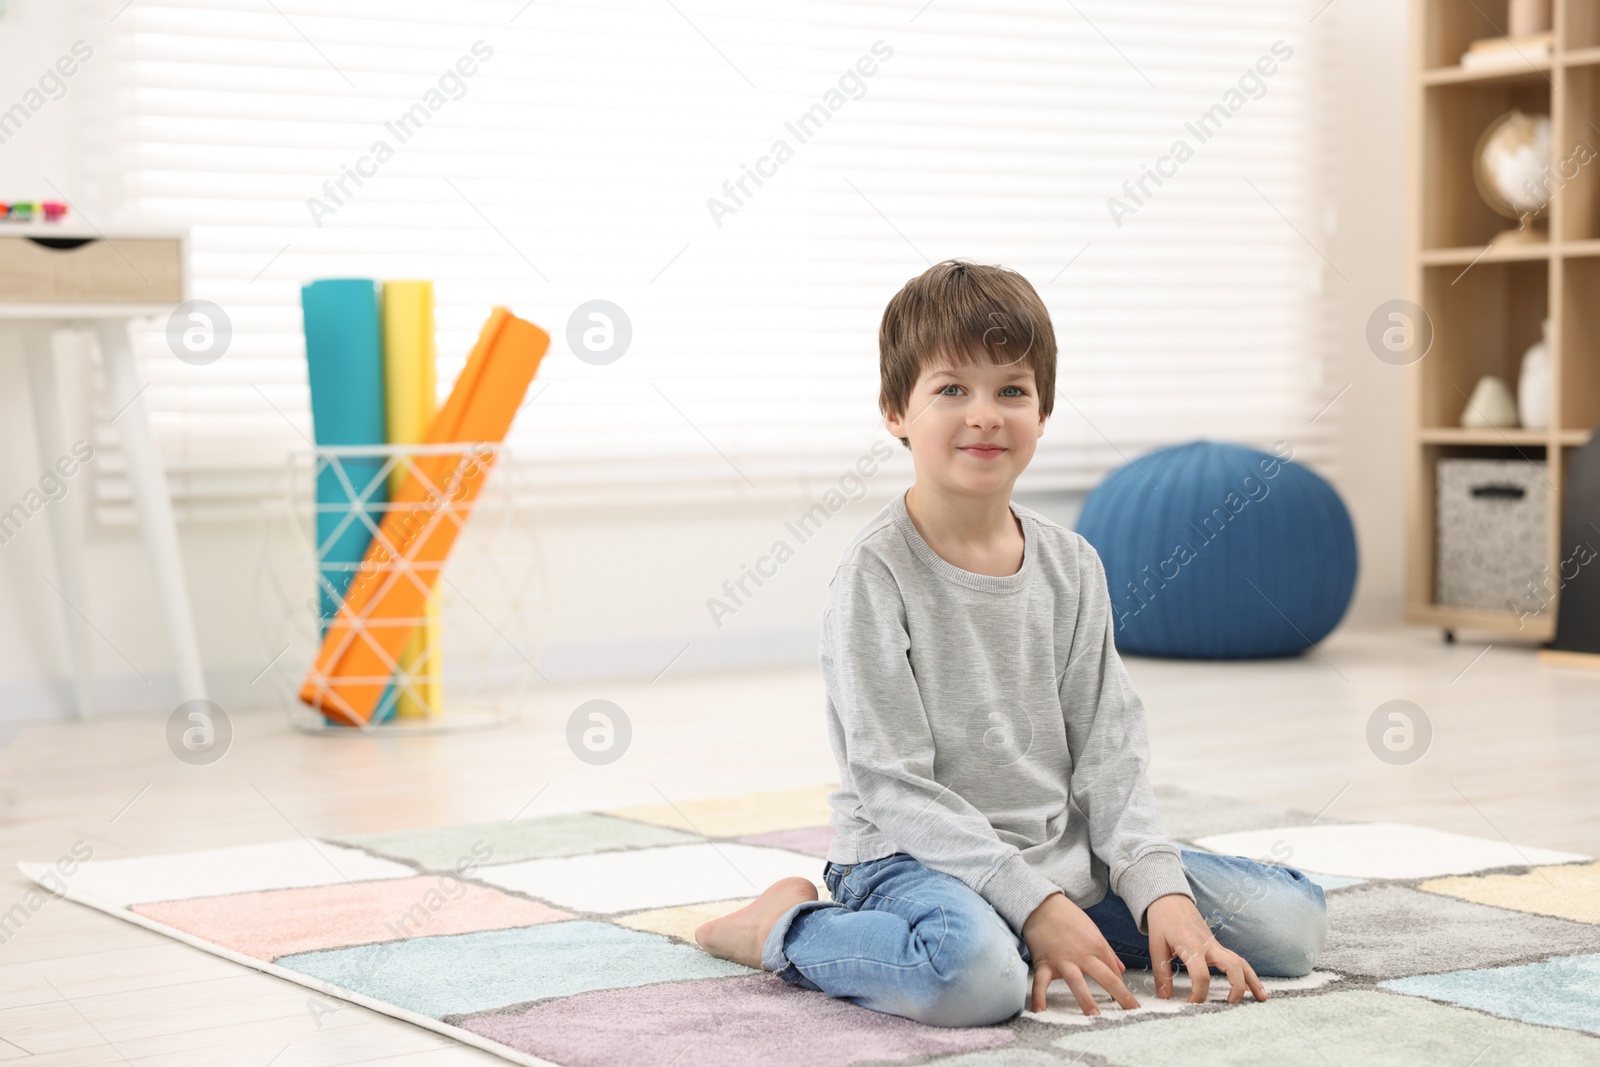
[1407,0,1600,641]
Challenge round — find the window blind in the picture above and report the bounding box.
[71,0,1336,523]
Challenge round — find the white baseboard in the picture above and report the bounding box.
[0,624,826,723]
[531,624,822,684]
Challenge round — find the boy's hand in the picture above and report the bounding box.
[1020,892,1140,1016]
[1145,894,1269,1005]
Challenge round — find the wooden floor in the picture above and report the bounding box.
[1,622,1594,1064]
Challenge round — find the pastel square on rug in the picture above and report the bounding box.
[19,784,1599,1066]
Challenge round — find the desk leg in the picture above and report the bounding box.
[21,326,99,719]
[95,320,209,705]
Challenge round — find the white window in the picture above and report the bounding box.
[73,0,1334,523]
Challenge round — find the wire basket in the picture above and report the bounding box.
[255,442,547,734]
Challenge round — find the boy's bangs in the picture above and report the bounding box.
[926,305,1041,374]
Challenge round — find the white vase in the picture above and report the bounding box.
[1462,375,1520,429]
[1518,319,1552,430]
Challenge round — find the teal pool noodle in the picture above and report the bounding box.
[301,279,389,637]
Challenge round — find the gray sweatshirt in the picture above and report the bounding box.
[820,488,1193,938]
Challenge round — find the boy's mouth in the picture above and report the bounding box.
[958,444,1007,458]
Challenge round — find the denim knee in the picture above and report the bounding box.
[1183,850,1330,978]
[1237,877,1328,977]
[896,920,1028,1028]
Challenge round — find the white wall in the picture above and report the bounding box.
[0,1,77,189]
[0,0,87,719]
[0,1,1410,721]
[1323,0,1409,626]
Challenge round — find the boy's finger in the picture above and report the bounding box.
[1030,962,1054,1013]
[1085,959,1140,1011]
[1183,949,1211,1003]
[1061,965,1100,1017]
[1243,961,1270,1003]
[1151,945,1173,998]
[1222,958,1248,1004]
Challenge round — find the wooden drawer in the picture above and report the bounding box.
[0,234,184,304]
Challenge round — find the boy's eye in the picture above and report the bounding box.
[938,384,1028,397]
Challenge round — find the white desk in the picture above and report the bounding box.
[1,227,207,716]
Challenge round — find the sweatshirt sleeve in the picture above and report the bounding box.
[1058,542,1194,936]
[824,562,1064,936]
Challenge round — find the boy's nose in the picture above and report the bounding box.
[968,409,1002,430]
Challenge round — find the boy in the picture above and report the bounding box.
[696,260,1327,1026]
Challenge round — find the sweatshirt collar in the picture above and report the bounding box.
[891,488,1035,593]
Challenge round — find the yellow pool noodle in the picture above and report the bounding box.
[381,281,442,720]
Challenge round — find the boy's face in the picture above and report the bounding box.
[884,353,1046,496]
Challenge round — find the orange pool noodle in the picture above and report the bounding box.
[299,308,549,724]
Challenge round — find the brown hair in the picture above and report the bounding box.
[878,259,1056,448]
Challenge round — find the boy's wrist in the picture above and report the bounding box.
[1021,890,1069,942]
[1146,892,1194,917]
[1115,850,1193,936]
[983,852,1068,935]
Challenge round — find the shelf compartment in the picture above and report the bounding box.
[1569,0,1600,51]
[1562,255,1600,430]
[1423,78,1553,250]
[1423,0,1519,70]
[1559,64,1600,240]
[1420,258,1550,429]
[1408,441,1557,638]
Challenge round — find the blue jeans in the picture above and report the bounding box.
[761,849,1328,1028]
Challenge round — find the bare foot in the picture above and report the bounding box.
[695,876,818,969]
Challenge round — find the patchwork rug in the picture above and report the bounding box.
[20,783,1600,1066]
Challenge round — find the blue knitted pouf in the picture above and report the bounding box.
[1075,440,1358,659]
